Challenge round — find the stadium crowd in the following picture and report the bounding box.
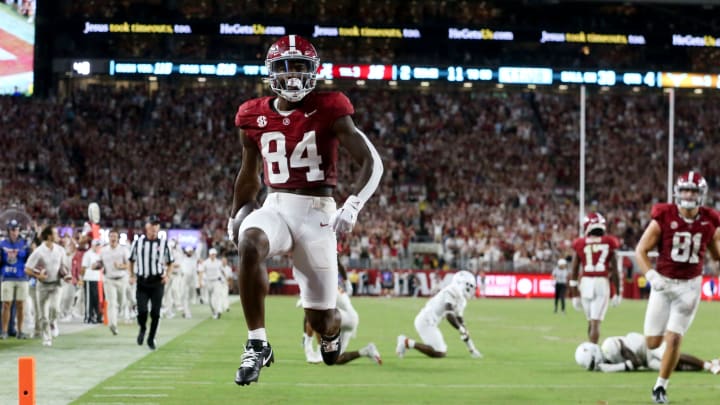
[1,83,719,273]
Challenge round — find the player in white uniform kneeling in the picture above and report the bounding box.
[301,261,381,365]
[396,271,481,358]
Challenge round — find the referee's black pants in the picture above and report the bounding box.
[554,282,567,312]
[136,282,164,341]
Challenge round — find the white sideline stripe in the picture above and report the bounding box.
[81,402,160,405]
[93,393,169,398]
[269,383,720,389]
[103,386,176,390]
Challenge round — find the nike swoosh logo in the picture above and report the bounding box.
[320,223,329,227]
[304,109,317,118]
[263,348,273,366]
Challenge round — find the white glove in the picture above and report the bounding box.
[572,297,582,311]
[645,269,667,292]
[611,294,622,307]
[330,195,364,234]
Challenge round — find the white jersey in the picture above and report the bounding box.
[201,258,224,281]
[81,250,103,281]
[101,244,129,279]
[176,254,198,277]
[417,285,466,327]
[602,332,663,370]
[26,243,68,283]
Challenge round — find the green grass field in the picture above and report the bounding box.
[63,296,720,404]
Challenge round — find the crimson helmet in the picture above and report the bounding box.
[674,171,707,210]
[583,212,606,236]
[265,35,320,102]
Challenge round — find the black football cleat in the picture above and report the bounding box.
[137,328,146,346]
[320,333,342,365]
[235,340,274,386]
[652,386,668,404]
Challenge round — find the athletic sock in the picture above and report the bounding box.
[654,377,668,390]
[248,328,267,341]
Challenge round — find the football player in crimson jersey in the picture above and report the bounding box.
[569,212,621,344]
[635,171,720,404]
[228,35,383,386]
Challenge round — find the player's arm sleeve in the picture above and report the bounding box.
[333,116,383,205]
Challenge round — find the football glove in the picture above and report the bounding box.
[572,297,582,311]
[611,294,622,307]
[330,195,364,234]
[645,269,667,292]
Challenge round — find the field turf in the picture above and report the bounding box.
[72,296,720,404]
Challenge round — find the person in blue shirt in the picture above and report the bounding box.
[1,220,31,339]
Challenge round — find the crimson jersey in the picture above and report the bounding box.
[235,91,354,189]
[572,235,620,278]
[652,203,720,279]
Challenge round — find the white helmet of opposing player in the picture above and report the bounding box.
[452,270,477,299]
[600,336,624,364]
[575,342,603,371]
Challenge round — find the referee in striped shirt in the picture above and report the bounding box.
[129,215,174,350]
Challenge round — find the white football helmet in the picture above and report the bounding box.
[600,336,624,364]
[673,171,707,210]
[452,270,477,299]
[575,342,603,371]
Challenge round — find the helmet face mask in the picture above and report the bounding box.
[266,35,320,103]
[452,270,476,299]
[674,171,707,210]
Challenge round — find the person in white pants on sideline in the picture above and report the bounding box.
[198,249,225,319]
[100,229,130,335]
[25,226,71,347]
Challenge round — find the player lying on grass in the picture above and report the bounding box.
[575,332,720,374]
